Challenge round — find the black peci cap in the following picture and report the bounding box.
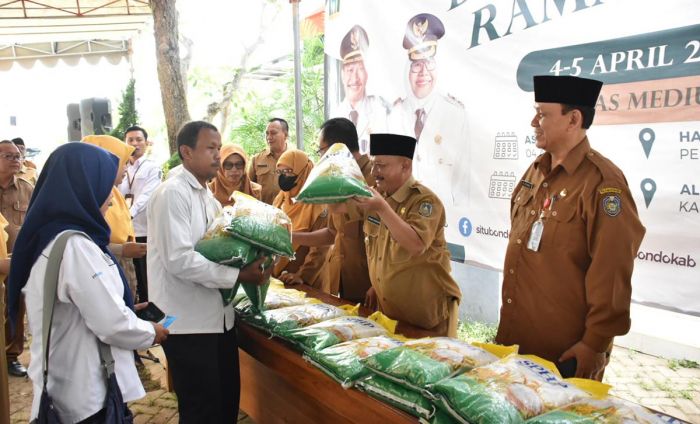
[369,133,416,159]
[533,75,603,107]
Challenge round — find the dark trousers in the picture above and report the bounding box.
[161,328,240,423]
[133,236,148,302]
[3,281,24,362]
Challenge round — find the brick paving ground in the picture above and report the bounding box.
[7,344,700,423]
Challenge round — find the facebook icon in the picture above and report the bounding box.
[458,217,472,237]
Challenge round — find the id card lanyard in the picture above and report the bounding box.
[124,158,145,209]
[527,193,557,252]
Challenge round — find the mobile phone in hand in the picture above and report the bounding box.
[135,302,166,322]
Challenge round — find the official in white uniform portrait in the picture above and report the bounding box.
[331,24,389,154]
[388,13,469,207]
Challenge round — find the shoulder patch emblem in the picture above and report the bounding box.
[320,208,328,218]
[393,97,404,107]
[602,194,621,217]
[599,187,622,195]
[418,201,433,217]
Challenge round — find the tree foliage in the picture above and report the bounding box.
[110,78,139,140]
[229,35,326,161]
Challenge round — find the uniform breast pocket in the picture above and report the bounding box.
[511,188,534,221]
[363,218,380,254]
[255,165,272,181]
[12,202,28,226]
[543,204,581,249]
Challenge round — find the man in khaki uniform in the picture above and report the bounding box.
[0,141,33,377]
[496,76,646,380]
[248,118,290,204]
[293,118,374,303]
[11,138,37,186]
[352,133,461,336]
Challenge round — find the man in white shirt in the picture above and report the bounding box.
[118,125,161,302]
[148,121,270,423]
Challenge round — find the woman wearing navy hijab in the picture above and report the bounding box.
[7,143,168,423]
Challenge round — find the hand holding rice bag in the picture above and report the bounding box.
[295,143,372,203]
[195,209,272,306]
[429,355,597,424]
[526,397,666,424]
[281,314,393,351]
[225,192,295,257]
[304,335,403,388]
[362,337,502,391]
[356,374,436,420]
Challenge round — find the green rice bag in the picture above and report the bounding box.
[296,143,372,203]
[235,286,309,316]
[356,375,435,420]
[419,409,458,424]
[242,303,347,334]
[362,337,499,392]
[526,397,666,424]
[224,192,294,257]
[429,355,590,424]
[304,336,402,388]
[280,316,390,351]
[194,235,259,266]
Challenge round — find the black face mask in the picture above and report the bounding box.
[278,174,298,192]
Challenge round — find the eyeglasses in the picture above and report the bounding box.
[316,146,329,156]
[275,169,296,176]
[0,153,23,162]
[410,59,436,73]
[223,161,245,171]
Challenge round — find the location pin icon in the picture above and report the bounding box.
[639,128,655,159]
[640,178,656,208]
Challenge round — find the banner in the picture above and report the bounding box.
[325,0,700,316]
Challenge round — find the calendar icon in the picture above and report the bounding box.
[488,171,516,199]
[493,132,518,159]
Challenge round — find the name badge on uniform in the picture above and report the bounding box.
[124,193,134,209]
[367,216,381,226]
[527,195,556,252]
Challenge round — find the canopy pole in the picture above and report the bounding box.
[291,0,304,149]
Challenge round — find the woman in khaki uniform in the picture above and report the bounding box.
[293,118,375,303]
[272,150,329,289]
[209,144,262,205]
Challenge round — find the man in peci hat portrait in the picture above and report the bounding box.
[496,75,646,380]
[330,24,389,154]
[339,133,462,336]
[387,13,468,207]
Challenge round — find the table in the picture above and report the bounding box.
[238,284,434,423]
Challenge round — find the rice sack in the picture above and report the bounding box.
[243,302,347,333]
[362,337,500,391]
[429,355,594,424]
[526,397,665,424]
[235,285,310,316]
[225,192,295,257]
[304,335,403,388]
[356,374,435,420]
[295,143,372,203]
[281,315,393,351]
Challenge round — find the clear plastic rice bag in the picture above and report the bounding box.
[281,316,391,352]
[429,354,594,423]
[295,143,372,203]
[356,374,436,420]
[225,192,294,257]
[362,337,501,391]
[304,335,403,388]
[526,397,666,424]
[243,302,347,333]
